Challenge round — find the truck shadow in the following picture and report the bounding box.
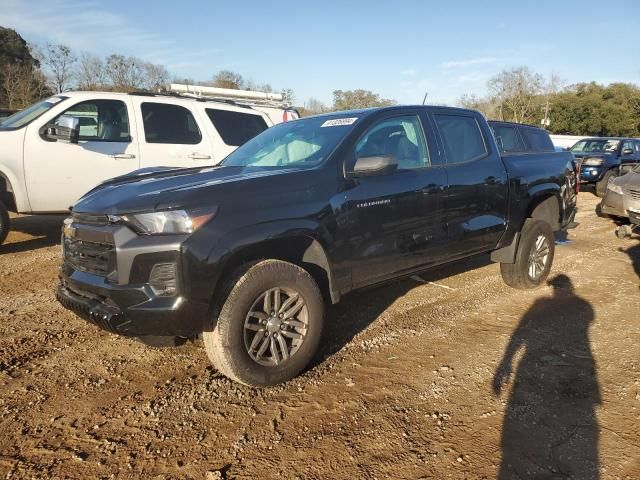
[312,254,492,368]
[492,274,600,479]
[0,215,65,254]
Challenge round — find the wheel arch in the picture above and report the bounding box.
[212,234,339,307]
[0,171,17,212]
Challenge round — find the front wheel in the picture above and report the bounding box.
[0,201,10,246]
[595,170,616,198]
[500,219,555,289]
[203,260,324,387]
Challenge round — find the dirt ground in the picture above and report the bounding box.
[0,190,638,480]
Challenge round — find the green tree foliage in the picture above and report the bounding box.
[212,70,244,89]
[549,82,640,136]
[332,89,396,111]
[0,27,49,108]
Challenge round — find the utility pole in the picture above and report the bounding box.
[541,100,551,128]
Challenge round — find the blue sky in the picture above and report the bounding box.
[2,0,639,106]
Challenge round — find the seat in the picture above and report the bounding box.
[98,108,123,140]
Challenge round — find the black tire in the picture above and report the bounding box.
[137,336,188,347]
[0,200,10,246]
[500,219,555,289]
[203,260,324,387]
[595,170,616,198]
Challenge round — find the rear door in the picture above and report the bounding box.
[132,100,215,168]
[24,96,139,211]
[620,139,640,165]
[431,110,508,256]
[345,111,448,288]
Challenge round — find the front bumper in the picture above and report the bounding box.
[580,165,606,182]
[600,190,627,218]
[56,218,208,337]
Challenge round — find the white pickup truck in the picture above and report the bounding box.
[0,90,297,245]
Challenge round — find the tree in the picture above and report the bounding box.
[280,88,294,105]
[549,82,640,136]
[487,66,543,123]
[2,63,49,109]
[332,89,396,110]
[76,53,107,90]
[142,62,169,91]
[0,27,41,108]
[105,54,145,91]
[211,70,244,89]
[40,43,77,93]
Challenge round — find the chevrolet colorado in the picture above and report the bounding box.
[56,106,578,386]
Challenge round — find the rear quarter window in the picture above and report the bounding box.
[206,109,269,147]
[492,125,525,152]
[520,127,554,152]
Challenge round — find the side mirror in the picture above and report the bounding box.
[348,154,398,178]
[44,115,80,143]
[622,148,633,156]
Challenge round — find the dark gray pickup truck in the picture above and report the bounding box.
[56,106,578,386]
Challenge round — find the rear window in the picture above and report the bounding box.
[141,102,202,144]
[434,114,487,164]
[206,109,269,147]
[492,125,525,152]
[521,127,554,152]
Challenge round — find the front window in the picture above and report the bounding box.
[570,139,620,153]
[222,115,358,170]
[0,96,68,129]
[54,99,130,141]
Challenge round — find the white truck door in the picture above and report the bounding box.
[133,99,215,168]
[23,97,139,212]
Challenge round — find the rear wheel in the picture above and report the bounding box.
[0,201,10,246]
[500,219,555,289]
[203,260,324,387]
[595,170,616,198]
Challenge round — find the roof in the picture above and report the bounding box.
[55,90,266,114]
[303,104,479,120]
[488,120,546,129]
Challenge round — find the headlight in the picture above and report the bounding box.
[583,157,604,166]
[607,183,623,195]
[120,208,216,235]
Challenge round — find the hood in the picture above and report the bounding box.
[572,151,617,160]
[73,164,311,215]
[612,170,640,188]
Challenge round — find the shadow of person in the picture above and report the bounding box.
[620,242,640,280]
[493,275,601,479]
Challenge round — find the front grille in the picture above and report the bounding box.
[64,237,115,277]
[628,188,640,200]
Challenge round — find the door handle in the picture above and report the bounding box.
[188,153,212,160]
[110,153,136,160]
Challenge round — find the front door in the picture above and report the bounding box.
[345,113,448,288]
[24,98,139,212]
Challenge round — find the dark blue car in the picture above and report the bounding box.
[571,137,640,196]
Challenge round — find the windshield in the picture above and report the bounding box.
[221,115,359,170]
[0,96,68,129]
[570,139,620,153]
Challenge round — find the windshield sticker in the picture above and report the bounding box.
[321,117,358,127]
[48,96,64,104]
